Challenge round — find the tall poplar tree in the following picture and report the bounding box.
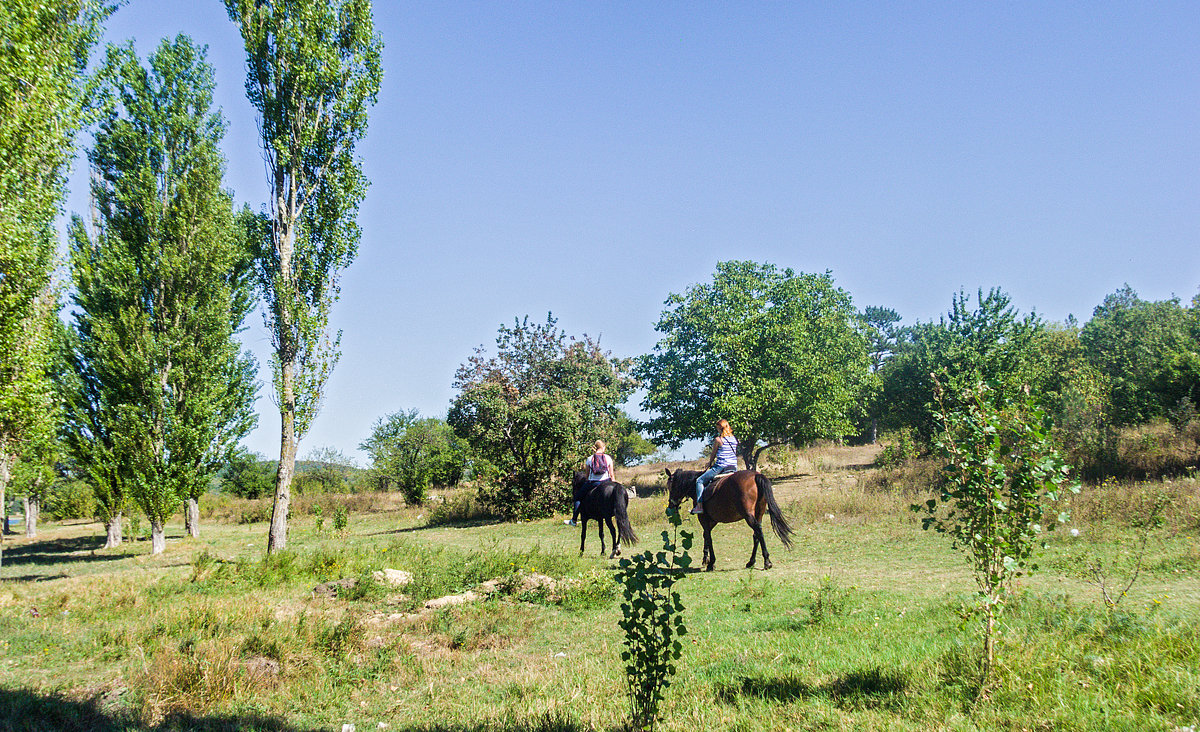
[225,0,382,552]
[0,0,109,563]
[67,36,257,554]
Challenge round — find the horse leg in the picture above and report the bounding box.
[605,516,619,558]
[579,518,587,555]
[746,520,772,570]
[701,519,716,572]
[597,519,606,557]
[745,516,761,569]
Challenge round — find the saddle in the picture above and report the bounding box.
[700,469,737,502]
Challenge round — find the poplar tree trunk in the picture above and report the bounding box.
[104,512,124,549]
[150,518,165,555]
[268,361,297,553]
[184,497,200,538]
[23,495,38,538]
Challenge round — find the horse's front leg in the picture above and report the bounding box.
[605,517,619,558]
[579,519,588,555]
[702,520,716,572]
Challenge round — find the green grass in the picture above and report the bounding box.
[1,457,1198,731]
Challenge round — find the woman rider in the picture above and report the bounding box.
[692,419,738,514]
[565,439,614,526]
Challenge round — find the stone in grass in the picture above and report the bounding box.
[312,577,358,598]
[372,568,414,586]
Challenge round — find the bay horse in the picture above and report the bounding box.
[665,468,793,571]
[572,471,637,559]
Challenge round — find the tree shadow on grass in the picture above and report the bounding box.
[0,686,322,732]
[0,687,597,732]
[367,518,507,536]
[715,665,910,710]
[0,534,130,578]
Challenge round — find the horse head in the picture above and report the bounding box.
[663,468,686,510]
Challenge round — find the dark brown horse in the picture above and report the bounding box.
[572,471,637,558]
[665,468,793,571]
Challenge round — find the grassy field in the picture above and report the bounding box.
[1,446,1198,732]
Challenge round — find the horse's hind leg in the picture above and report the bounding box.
[605,517,619,558]
[597,520,607,557]
[741,515,772,569]
[579,519,588,555]
[745,514,772,569]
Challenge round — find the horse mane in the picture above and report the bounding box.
[666,469,703,498]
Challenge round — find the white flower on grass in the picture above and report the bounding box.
[1070,528,1080,537]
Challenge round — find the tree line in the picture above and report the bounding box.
[1,0,380,559]
[3,2,1197,558]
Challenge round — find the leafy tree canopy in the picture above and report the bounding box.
[1080,284,1200,426]
[879,288,1044,441]
[636,261,870,469]
[218,448,277,500]
[65,36,257,551]
[360,409,467,505]
[448,313,637,520]
[608,412,658,467]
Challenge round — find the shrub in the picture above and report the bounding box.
[45,479,94,520]
[616,508,692,732]
[874,427,921,467]
[914,380,1078,684]
[425,488,497,527]
[476,473,570,522]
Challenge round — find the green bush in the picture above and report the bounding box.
[45,479,95,520]
[425,489,497,527]
[875,427,920,467]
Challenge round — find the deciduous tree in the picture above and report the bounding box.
[224,0,382,552]
[217,448,277,499]
[449,314,637,519]
[637,261,870,469]
[1080,285,1200,427]
[879,288,1044,442]
[914,379,1077,685]
[0,0,109,564]
[67,37,257,554]
[360,410,467,505]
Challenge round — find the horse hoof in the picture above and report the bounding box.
[705,566,714,573]
[764,561,773,570]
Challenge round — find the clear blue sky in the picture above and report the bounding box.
[64,1,1200,464]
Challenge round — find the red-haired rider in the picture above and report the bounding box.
[692,419,738,514]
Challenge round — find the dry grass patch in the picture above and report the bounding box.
[1067,476,1200,531]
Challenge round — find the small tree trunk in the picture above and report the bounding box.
[982,603,996,684]
[0,450,9,566]
[24,495,38,538]
[150,518,166,555]
[870,417,878,445]
[184,497,200,538]
[268,361,298,553]
[104,512,124,549]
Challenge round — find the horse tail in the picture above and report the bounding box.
[615,488,638,546]
[757,473,794,550]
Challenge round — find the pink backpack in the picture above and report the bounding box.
[590,454,608,477]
